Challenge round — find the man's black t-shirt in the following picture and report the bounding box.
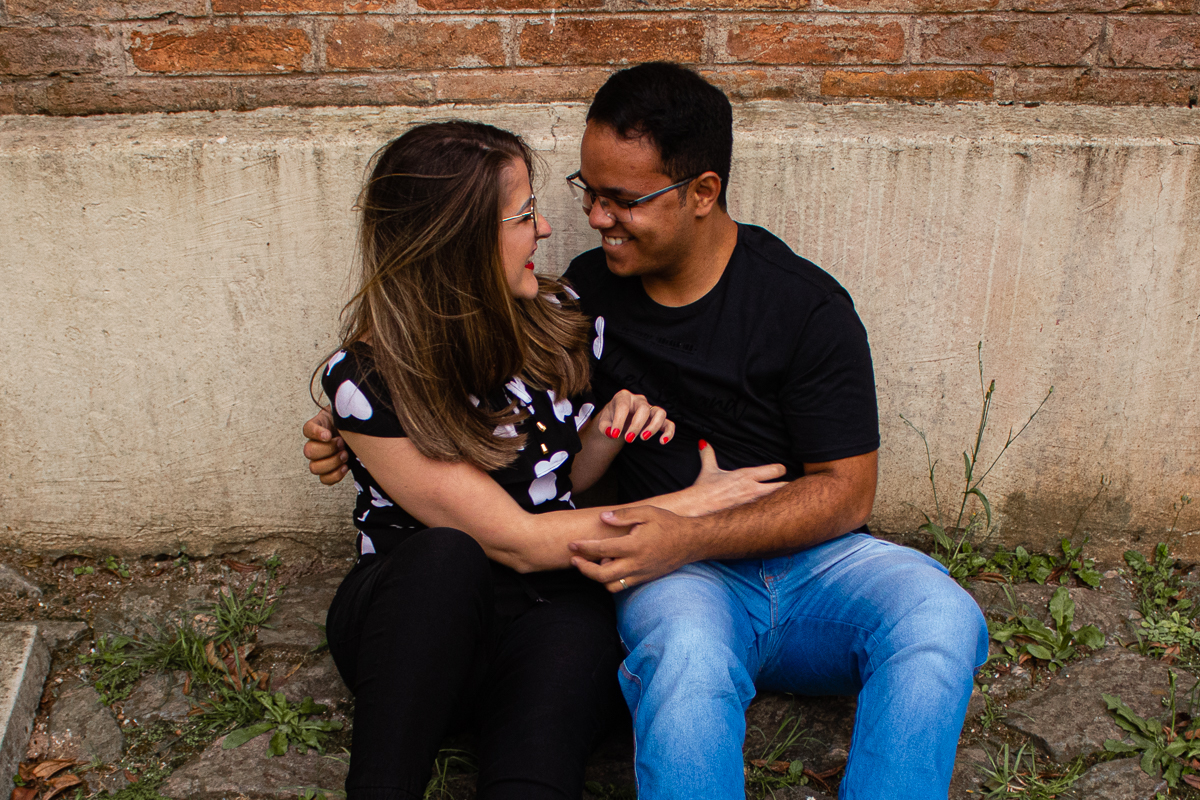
[563,223,879,504]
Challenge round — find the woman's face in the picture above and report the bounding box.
[499,159,551,300]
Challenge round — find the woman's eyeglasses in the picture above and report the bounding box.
[501,195,539,236]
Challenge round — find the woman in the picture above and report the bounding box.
[315,120,782,800]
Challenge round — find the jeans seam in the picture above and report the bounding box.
[619,662,644,799]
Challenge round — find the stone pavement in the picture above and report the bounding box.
[4,553,1192,799]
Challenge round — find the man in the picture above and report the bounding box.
[306,63,988,799]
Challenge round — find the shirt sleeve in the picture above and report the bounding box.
[319,347,407,438]
[779,291,880,464]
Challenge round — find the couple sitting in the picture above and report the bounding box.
[303,61,988,800]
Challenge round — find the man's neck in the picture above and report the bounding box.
[641,212,740,308]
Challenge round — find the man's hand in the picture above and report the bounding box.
[302,407,349,485]
[569,506,700,593]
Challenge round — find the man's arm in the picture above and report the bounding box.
[569,449,877,592]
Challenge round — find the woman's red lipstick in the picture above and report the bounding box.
[525,261,535,270]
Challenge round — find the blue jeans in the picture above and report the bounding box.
[614,533,989,800]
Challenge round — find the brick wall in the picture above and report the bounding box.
[0,0,1196,115]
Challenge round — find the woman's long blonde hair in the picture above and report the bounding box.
[319,121,591,471]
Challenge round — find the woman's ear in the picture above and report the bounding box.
[691,171,723,218]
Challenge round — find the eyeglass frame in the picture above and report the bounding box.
[500,194,539,237]
[565,171,700,221]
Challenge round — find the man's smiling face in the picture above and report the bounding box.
[577,120,695,282]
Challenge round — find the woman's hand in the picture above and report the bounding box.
[681,440,787,516]
[595,390,675,445]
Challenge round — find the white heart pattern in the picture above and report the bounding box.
[353,480,363,495]
[369,486,394,508]
[359,533,376,554]
[467,394,481,407]
[534,450,569,477]
[335,380,373,421]
[544,293,561,305]
[528,472,558,506]
[574,403,594,430]
[494,423,518,438]
[505,377,533,405]
[563,285,580,300]
[593,317,605,360]
[546,390,573,423]
[326,350,347,376]
[356,509,369,523]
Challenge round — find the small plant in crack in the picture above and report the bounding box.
[902,343,1053,586]
[988,586,1104,671]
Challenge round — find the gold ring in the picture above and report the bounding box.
[619,578,629,590]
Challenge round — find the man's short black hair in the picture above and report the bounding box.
[587,62,734,209]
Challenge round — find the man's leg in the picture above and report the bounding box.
[756,534,989,800]
[615,562,761,800]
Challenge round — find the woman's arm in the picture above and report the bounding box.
[342,430,782,574]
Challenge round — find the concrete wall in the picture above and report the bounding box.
[1,103,1197,561]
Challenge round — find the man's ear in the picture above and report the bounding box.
[690,171,723,218]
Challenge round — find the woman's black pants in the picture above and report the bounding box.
[326,527,624,800]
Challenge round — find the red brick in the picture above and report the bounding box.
[519,17,705,66]
[700,66,821,98]
[823,0,997,11]
[16,76,234,114]
[326,19,505,71]
[1012,67,1194,102]
[419,0,600,11]
[0,26,115,77]
[821,68,995,99]
[6,0,206,21]
[612,0,809,8]
[0,82,16,114]
[916,17,1101,66]
[213,0,387,12]
[1009,0,1192,12]
[1109,19,1200,68]
[726,19,905,65]
[435,67,609,102]
[234,74,436,106]
[129,25,311,74]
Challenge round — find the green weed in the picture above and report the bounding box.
[743,715,814,799]
[976,743,1084,799]
[988,586,1104,671]
[104,555,131,579]
[1103,671,1200,788]
[1126,543,1194,620]
[423,748,477,800]
[902,343,1053,584]
[221,692,343,757]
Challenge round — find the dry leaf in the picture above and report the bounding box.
[16,764,33,782]
[222,559,261,574]
[1183,773,1200,789]
[11,787,38,800]
[29,761,74,780]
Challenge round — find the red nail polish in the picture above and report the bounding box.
[698,439,708,450]
[604,427,612,437]
[641,431,652,440]
[609,428,619,439]
[660,435,669,445]
[625,432,636,443]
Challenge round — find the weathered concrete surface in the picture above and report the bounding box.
[1005,645,1194,762]
[1,103,1198,556]
[1072,758,1167,799]
[45,677,124,762]
[0,624,49,792]
[256,572,341,652]
[160,730,349,800]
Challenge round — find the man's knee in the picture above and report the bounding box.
[886,575,989,674]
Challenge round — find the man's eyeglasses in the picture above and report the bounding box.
[501,194,539,236]
[566,171,698,223]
